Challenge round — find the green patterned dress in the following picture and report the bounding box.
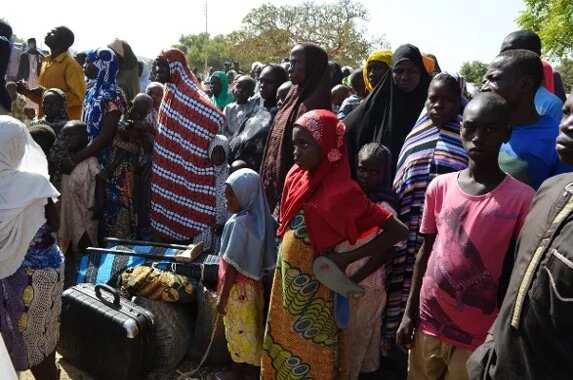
[261,212,340,379]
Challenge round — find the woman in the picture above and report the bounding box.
[0,116,62,380]
[150,48,224,242]
[260,43,331,211]
[386,73,468,351]
[209,71,234,111]
[72,48,125,168]
[363,50,393,94]
[261,110,407,379]
[345,44,432,173]
[108,39,140,102]
[0,21,12,113]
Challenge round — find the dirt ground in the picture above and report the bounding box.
[19,353,221,380]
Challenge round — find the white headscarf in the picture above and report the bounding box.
[0,116,60,279]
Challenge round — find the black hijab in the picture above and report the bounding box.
[344,44,431,176]
[0,37,11,111]
[260,43,331,210]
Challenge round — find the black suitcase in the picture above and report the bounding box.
[58,283,155,380]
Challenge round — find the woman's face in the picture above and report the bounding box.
[154,58,171,84]
[393,59,422,93]
[42,92,63,120]
[209,76,222,97]
[367,61,389,89]
[292,126,322,171]
[288,46,306,85]
[83,61,98,80]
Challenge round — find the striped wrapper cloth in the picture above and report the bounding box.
[150,49,224,241]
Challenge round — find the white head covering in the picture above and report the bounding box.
[0,116,59,279]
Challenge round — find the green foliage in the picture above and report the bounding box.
[175,0,388,73]
[459,61,489,85]
[518,0,573,58]
[557,57,573,93]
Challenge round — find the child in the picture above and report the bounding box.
[340,142,398,380]
[99,93,152,240]
[208,135,231,252]
[216,168,277,380]
[58,121,101,254]
[28,123,56,157]
[261,110,408,380]
[223,75,257,138]
[5,81,27,122]
[331,84,352,114]
[276,80,292,108]
[337,69,366,120]
[396,93,535,380]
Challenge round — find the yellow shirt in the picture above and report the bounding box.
[39,52,86,120]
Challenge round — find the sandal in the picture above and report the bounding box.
[313,256,365,298]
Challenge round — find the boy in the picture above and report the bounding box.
[223,75,257,138]
[338,69,366,120]
[397,93,535,380]
[467,94,573,379]
[331,84,352,114]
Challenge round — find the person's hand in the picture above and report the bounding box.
[396,314,416,351]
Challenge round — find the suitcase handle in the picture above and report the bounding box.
[95,284,121,307]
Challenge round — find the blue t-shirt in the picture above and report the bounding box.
[535,86,563,125]
[499,115,572,190]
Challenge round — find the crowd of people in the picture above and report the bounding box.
[1,17,573,380]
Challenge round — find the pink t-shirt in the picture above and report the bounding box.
[419,172,534,350]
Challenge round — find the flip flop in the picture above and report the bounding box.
[313,255,365,298]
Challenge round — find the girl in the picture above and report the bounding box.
[217,168,277,379]
[389,73,468,350]
[209,71,234,111]
[260,110,407,379]
[0,116,62,380]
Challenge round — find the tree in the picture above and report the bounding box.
[518,0,573,58]
[459,61,489,85]
[176,0,388,73]
[175,33,232,72]
[557,58,573,93]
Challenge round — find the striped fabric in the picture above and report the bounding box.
[150,49,224,241]
[382,112,468,348]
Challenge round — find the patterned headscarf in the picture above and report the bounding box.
[363,50,393,94]
[82,48,123,141]
[278,110,391,253]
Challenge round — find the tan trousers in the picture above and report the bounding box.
[407,331,472,380]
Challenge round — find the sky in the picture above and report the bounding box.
[3,0,524,72]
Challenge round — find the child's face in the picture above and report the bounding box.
[357,154,384,193]
[233,78,254,104]
[147,87,163,109]
[210,146,226,166]
[292,126,322,171]
[461,102,510,163]
[224,184,242,214]
[62,126,88,153]
[42,93,63,120]
[426,80,459,126]
[24,107,36,120]
[129,100,152,121]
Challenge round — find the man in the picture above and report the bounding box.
[17,38,43,88]
[17,26,85,119]
[500,30,564,124]
[468,92,573,379]
[482,49,571,190]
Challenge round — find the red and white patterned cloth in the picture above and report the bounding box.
[150,49,224,241]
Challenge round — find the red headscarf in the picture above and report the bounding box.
[278,110,392,253]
